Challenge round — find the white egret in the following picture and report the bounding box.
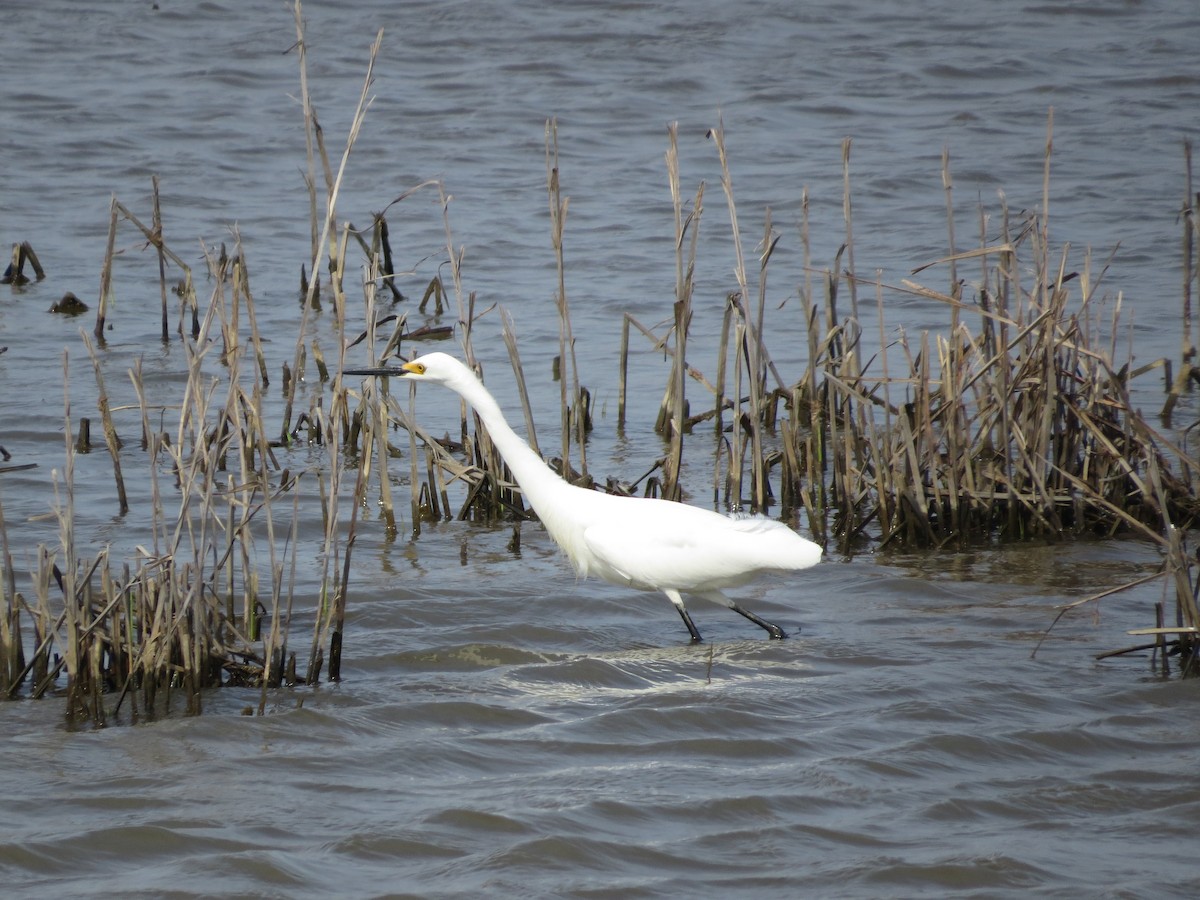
[346,352,822,642]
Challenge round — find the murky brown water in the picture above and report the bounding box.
[3,1,1200,896]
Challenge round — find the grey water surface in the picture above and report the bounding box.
[3,1,1200,897]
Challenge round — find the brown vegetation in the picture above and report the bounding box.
[3,10,1198,724]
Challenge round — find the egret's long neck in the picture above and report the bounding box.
[450,373,567,522]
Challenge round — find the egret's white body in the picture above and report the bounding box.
[354,352,822,641]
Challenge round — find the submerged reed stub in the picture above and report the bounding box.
[2,241,45,285]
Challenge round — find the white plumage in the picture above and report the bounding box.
[352,352,822,642]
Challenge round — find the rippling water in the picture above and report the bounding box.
[3,0,1200,896]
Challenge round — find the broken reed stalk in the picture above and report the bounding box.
[942,146,959,305]
[435,182,503,509]
[405,377,424,531]
[294,0,320,273]
[618,314,631,429]
[1185,139,1198,367]
[282,23,383,441]
[710,119,773,510]
[841,137,861,323]
[659,121,701,501]
[545,117,589,483]
[232,231,271,387]
[502,309,542,458]
[364,257,397,534]
[93,197,119,341]
[0,486,22,697]
[313,372,361,684]
[82,332,129,515]
[152,175,169,341]
[3,240,46,284]
[54,350,91,718]
[710,123,747,507]
[713,292,733,506]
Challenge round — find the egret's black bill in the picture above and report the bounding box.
[342,367,408,377]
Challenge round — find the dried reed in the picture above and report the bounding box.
[1,222,371,720]
[625,113,1200,665]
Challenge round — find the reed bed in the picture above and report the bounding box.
[622,117,1200,669]
[0,4,389,719]
[4,8,1198,721]
[0,222,378,721]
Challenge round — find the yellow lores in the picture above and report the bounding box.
[347,352,822,642]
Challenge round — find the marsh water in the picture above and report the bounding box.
[3,1,1200,896]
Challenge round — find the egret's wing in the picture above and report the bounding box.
[580,502,821,592]
[581,518,722,590]
[711,514,823,568]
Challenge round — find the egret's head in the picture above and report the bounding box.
[399,352,466,386]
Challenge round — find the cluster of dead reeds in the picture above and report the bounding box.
[4,8,1198,720]
[0,4,395,720]
[621,118,1200,667]
[0,223,376,721]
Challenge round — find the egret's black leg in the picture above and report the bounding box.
[664,589,704,643]
[698,590,790,639]
[730,603,789,639]
[676,606,704,643]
